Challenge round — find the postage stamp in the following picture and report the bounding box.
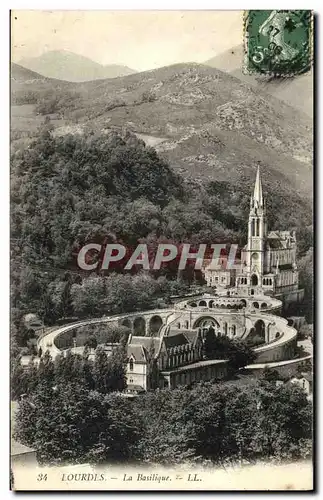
[244,10,313,76]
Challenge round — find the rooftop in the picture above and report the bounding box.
[161,358,227,375]
[127,344,147,362]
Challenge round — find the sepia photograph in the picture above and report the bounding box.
[10,9,314,491]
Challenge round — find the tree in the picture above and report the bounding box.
[15,382,142,465]
[84,335,98,349]
[92,346,126,394]
[298,248,313,322]
[203,335,256,371]
[140,90,157,103]
[262,366,281,383]
[37,351,55,387]
[202,326,218,359]
[224,338,257,371]
[11,357,26,400]
[54,351,84,385]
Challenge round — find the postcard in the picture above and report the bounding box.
[10,10,313,491]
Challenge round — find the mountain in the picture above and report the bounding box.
[17,50,136,82]
[11,62,313,204]
[205,45,313,118]
[11,62,49,83]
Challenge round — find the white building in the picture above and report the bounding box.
[204,167,301,300]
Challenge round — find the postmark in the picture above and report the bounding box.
[244,10,313,77]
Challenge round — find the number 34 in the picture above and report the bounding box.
[37,473,48,482]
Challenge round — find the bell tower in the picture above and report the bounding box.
[246,166,267,288]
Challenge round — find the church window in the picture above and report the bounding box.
[129,377,133,384]
[251,219,255,236]
[251,274,258,286]
[129,359,134,371]
[256,219,260,236]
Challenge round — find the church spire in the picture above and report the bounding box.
[253,165,263,207]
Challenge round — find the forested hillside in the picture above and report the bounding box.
[11,60,313,342]
[11,63,313,198]
[11,124,313,342]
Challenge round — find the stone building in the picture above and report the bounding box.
[203,255,237,290]
[204,167,301,301]
[125,327,228,392]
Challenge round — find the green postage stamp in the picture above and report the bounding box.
[244,10,313,76]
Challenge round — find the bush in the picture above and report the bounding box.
[84,335,98,349]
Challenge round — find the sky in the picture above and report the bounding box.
[11,10,243,71]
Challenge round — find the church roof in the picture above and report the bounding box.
[267,239,286,249]
[130,336,162,353]
[163,333,189,349]
[127,344,147,362]
[161,358,227,375]
[253,165,263,206]
[128,336,162,360]
[267,230,295,249]
[126,384,145,393]
[163,329,200,350]
[278,263,294,270]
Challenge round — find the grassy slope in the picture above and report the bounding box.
[205,45,313,118]
[11,62,313,203]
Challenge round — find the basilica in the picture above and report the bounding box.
[203,168,301,302]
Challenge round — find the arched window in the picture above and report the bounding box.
[129,358,134,371]
[251,274,258,286]
[256,219,260,236]
[251,219,255,236]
